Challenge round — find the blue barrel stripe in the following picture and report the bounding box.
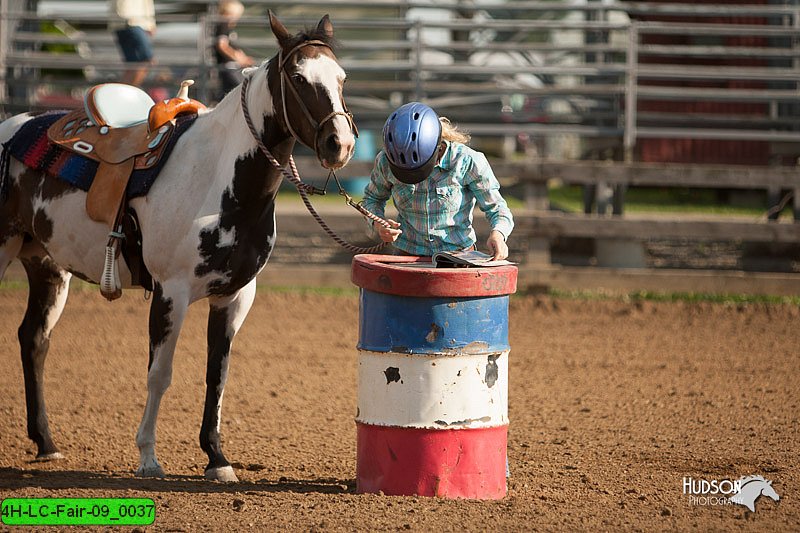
[357,289,509,354]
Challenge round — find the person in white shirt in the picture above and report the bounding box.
[109,0,156,86]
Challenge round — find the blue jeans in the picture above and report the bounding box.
[115,26,154,62]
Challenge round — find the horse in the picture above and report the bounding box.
[729,475,780,512]
[0,12,356,482]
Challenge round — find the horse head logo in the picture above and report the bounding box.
[728,475,780,512]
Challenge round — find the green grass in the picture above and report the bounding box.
[0,279,106,292]
[0,279,359,297]
[2,280,796,306]
[548,185,791,217]
[276,191,354,204]
[279,184,777,216]
[276,188,526,209]
[0,280,28,290]
[256,284,358,297]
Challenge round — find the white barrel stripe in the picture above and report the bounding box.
[356,350,509,429]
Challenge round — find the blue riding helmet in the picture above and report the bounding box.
[382,102,442,184]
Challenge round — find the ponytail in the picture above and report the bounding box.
[439,117,471,144]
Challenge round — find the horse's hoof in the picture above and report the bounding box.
[205,465,238,482]
[135,462,165,478]
[34,451,64,462]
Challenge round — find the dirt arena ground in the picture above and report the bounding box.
[0,284,797,531]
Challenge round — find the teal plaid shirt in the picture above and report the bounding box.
[362,141,514,256]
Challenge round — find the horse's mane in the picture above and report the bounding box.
[0,136,11,202]
[261,27,339,76]
[287,26,338,52]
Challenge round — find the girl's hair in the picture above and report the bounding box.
[219,0,245,17]
[439,117,471,144]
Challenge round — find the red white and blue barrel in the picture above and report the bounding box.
[351,254,517,500]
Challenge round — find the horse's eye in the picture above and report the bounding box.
[292,73,304,84]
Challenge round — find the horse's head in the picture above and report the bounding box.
[268,11,356,170]
[762,480,780,502]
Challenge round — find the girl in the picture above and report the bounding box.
[362,102,514,260]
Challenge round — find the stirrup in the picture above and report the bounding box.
[100,230,124,301]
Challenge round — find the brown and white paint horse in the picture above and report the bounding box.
[0,13,355,481]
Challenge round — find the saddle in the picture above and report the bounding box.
[46,80,206,300]
[47,80,205,226]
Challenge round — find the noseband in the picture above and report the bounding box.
[277,39,358,152]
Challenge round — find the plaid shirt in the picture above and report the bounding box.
[362,141,514,256]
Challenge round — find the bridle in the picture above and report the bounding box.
[278,39,358,153]
[239,40,389,254]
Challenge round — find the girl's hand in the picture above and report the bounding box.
[378,219,402,243]
[487,230,508,261]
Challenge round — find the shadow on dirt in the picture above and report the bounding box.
[0,467,356,495]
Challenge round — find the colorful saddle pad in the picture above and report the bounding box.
[2,110,197,198]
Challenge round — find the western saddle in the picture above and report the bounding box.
[47,80,206,300]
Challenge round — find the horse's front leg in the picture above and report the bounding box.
[135,281,189,477]
[201,279,256,482]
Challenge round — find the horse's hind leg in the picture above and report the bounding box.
[18,248,71,460]
[201,279,256,482]
[135,280,189,477]
[0,234,23,281]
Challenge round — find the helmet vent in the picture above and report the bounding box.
[413,112,420,120]
[412,151,418,163]
[411,132,416,141]
[399,153,406,164]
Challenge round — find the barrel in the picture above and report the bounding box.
[351,254,518,499]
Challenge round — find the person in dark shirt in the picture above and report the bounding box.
[214,0,255,98]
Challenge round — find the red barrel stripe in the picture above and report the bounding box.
[356,423,508,500]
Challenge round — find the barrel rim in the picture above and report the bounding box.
[351,254,518,297]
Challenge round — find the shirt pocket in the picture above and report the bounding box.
[391,184,416,212]
[435,186,461,212]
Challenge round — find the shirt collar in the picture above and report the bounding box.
[435,141,455,171]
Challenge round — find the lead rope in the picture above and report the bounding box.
[240,76,388,254]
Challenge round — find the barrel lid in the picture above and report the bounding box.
[351,254,517,297]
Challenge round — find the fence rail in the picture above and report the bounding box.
[1,1,799,286]
[2,2,799,147]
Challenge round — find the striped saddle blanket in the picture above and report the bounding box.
[2,110,196,198]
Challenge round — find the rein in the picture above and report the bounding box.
[240,63,389,254]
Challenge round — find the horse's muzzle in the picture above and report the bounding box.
[319,131,355,170]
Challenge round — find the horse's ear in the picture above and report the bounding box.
[316,14,334,39]
[268,10,292,46]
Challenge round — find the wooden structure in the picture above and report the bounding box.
[1,1,798,293]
